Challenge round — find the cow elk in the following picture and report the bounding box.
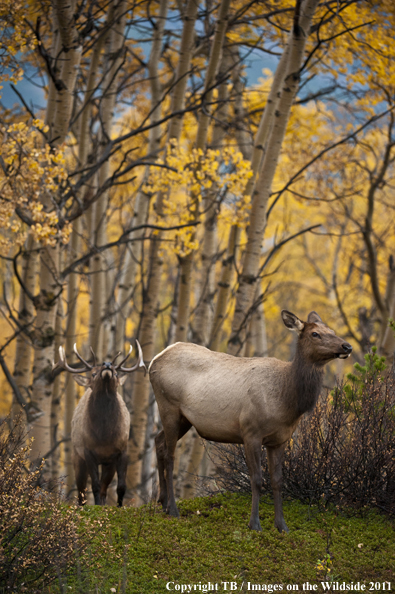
[149,311,352,532]
[53,342,146,506]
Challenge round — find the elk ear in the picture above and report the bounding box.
[73,375,90,387]
[119,375,127,386]
[307,311,323,324]
[281,310,304,334]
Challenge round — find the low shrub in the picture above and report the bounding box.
[202,359,395,515]
[0,417,89,593]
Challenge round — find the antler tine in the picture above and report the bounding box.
[111,351,122,365]
[90,346,97,367]
[73,343,93,370]
[118,340,147,375]
[53,346,91,374]
[115,344,133,370]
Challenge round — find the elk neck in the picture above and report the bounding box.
[288,347,324,417]
[87,378,121,443]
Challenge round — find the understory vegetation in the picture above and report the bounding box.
[0,417,94,593]
[39,496,395,593]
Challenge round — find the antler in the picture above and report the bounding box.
[111,351,122,365]
[73,344,94,370]
[115,340,147,374]
[52,346,92,374]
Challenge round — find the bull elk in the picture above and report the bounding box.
[149,311,352,531]
[54,342,146,506]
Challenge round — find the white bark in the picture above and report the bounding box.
[228,0,320,356]
[89,0,127,361]
[113,0,168,354]
[12,235,38,421]
[175,0,231,344]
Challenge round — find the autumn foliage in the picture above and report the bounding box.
[0,417,88,592]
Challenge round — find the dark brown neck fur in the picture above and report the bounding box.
[88,379,121,444]
[290,348,324,417]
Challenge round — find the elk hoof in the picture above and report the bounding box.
[158,495,167,512]
[167,505,180,518]
[248,518,262,531]
[275,520,289,533]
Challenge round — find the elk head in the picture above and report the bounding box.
[53,341,147,388]
[282,310,352,365]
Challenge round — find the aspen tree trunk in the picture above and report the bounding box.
[174,0,231,344]
[205,46,254,355]
[127,0,198,500]
[12,5,61,424]
[209,224,240,351]
[51,266,64,483]
[29,0,82,472]
[228,0,320,356]
[207,35,284,357]
[63,219,81,492]
[192,54,232,346]
[245,289,268,358]
[113,0,168,355]
[12,235,38,421]
[89,2,127,361]
[378,257,395,360]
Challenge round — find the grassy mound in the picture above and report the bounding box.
[51,494,395,593]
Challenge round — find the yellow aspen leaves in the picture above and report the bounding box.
[0,120,71,252]
[144,141,252,257]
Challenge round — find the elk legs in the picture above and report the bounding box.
[158,413,191,517]
[267,443,288,533]
[74,452,89,506]
[100,462,116,505]
[155,430,168,511]
[84,448,101,505]
[115,452,128,507]
[244,439,263,531]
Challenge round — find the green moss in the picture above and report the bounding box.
[53,495,395,593]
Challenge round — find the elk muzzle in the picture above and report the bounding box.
[337,342,352,359]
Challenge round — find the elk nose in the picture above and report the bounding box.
[342,343,352,354]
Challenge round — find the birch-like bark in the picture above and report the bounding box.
[378,258,395,360]
[29,0,83,472]
[175,0,231,343]
[51,265,64,483]
[12,7,59,423]
[228,0,320,356]
[113,0,168,354]
[12,235,38,421]
[192,55,231,346]
[89,1,127,361]
[48,0,82,145]
[209,224,240,351]
[127,0,198,498]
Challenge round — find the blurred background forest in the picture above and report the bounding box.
[0,0,394,504]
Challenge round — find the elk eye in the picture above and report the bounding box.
[312,332,321,339]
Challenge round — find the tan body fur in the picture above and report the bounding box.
[150,311,352,532]
[151,346,296,447]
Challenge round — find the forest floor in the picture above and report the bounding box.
[48,493,395,594]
